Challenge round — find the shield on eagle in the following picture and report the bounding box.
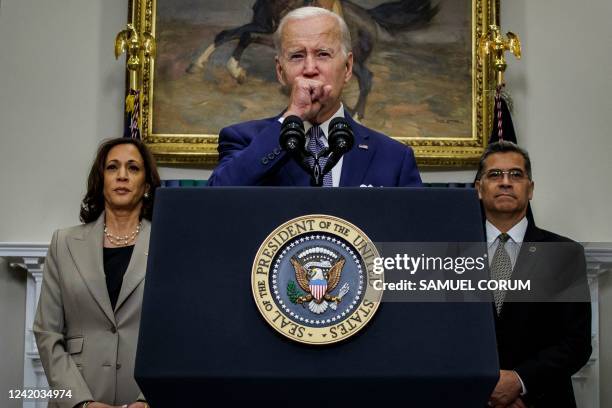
[309,278,327,302]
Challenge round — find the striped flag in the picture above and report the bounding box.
[124,89,141,139]
[488,84,517,144]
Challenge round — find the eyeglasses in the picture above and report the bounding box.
[483,169,528,182]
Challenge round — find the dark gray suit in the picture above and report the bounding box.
[494,222,591,407]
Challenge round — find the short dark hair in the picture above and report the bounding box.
[80,138,161,223]
[475,141,532,181]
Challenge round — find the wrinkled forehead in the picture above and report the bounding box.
[280,15,341,51]
[483,152,527,171]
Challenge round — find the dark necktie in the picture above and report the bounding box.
[306,125,333,187]
[491,233,512,315]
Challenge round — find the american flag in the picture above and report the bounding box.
[489,84,517,144]
[125,89,141,139]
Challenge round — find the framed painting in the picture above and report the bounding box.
[130,0,495,167]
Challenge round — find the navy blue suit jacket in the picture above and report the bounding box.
[208,113,422,187]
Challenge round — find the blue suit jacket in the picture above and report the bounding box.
[208,113,422,187]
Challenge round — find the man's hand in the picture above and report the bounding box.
[284,77,333,123]
[507,397,527,408]
[488,370,523,407]
[85,402,124,408]
[85,402,146,408]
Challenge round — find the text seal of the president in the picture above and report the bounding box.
[251,214,383,345]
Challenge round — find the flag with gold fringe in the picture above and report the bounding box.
[124,89,141,139]
[489,84,517,144]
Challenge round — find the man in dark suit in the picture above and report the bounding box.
[475,141,591,408]
[207,6,421,187]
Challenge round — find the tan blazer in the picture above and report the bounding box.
[34,215,149,407]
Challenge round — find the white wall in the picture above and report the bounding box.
[0,0,610,404]
[502,0,612,243]
[0,0,126,242]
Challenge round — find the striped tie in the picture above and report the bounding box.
[491,233,512,315]
[306,125,333,187]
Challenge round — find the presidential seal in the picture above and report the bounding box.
[252,215,382,345]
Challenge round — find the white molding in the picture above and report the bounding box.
[0,243,49,258]
[585,243,612,276]
[573,244,612,408]
[1,242,49,408]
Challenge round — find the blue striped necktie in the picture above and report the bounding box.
[307,125,333,187]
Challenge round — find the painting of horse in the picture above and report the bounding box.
[152,0,472,141]
[186,0,438,120]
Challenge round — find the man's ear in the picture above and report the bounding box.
[528,180,534,201]
[276,56,286,86]
[344,52,354,83]
[475,180,482,199]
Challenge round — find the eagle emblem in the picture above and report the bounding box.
[289,254,350,315]
[252,215,381,344]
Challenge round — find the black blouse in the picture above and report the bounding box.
[103,245,134,310]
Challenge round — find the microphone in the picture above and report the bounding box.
[322,117,354,175]
[279,115,306,154]
[279,115,313,177]
[328,117,354,154]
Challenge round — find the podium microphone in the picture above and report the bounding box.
[322,117,354,174]
[279,115,312,175]
[279,115,306,153]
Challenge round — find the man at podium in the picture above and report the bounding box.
[207,7,421,187]
[475,141,591,407]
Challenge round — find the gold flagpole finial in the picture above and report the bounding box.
[478,2,521,87]
[115,23,156,139]
[114,23,156,91]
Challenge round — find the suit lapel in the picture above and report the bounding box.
[501,222,542,306]
[114,220,150,312]
[339,113,375,186]
[67,215,116,324]
[513,222,542,280]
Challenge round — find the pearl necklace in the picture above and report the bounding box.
[104,222,141,246]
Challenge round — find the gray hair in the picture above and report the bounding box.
[475,141,533,180]
[274,6,352,57]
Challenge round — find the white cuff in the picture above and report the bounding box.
[513,370,527,395]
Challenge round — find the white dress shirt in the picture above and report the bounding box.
[486,217,528,268]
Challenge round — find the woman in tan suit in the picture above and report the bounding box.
[34,138,161,408]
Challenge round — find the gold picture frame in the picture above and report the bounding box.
[130,0,495,167]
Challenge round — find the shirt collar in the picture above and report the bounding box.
[486,216,528,247]
[304,104,345,140]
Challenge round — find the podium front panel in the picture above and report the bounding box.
[136,188,498,406]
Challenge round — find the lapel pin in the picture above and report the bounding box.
[529,246,536,253]
[358,144,369,150]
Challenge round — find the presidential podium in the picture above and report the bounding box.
[135,187,498,407]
